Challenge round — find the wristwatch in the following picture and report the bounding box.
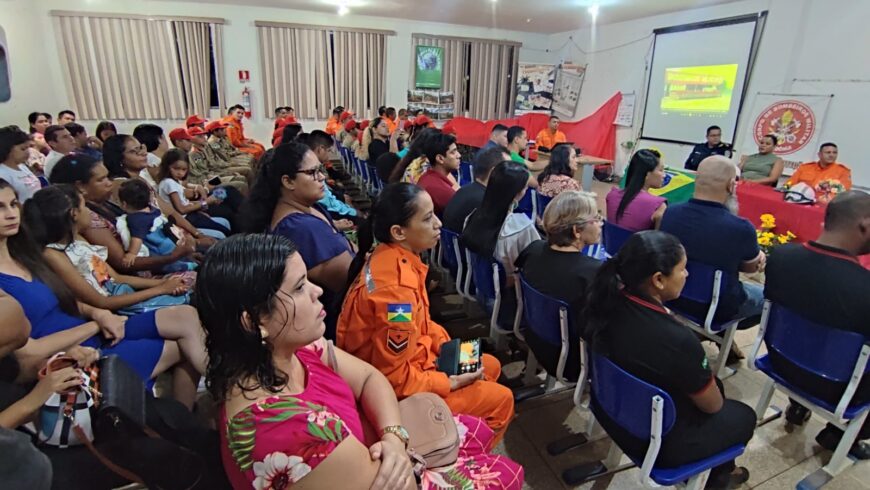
[381,425,410,448]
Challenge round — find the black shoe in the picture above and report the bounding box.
[785,402,811,426]
[815,426,870,460]
[705,466,749,489]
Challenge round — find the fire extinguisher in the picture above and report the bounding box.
[241,86,252,119]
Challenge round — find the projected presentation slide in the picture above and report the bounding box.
[660,64,738,115]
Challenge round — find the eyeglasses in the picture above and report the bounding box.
[297,166,326,178]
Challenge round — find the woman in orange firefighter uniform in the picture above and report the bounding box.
[336,182,514,444]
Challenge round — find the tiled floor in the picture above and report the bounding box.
[481,326,870,489]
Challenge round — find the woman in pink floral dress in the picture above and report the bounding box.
[538,144,581,198]
[195,234,524,489]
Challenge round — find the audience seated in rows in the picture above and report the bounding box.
[271,119,303,148]
[605,149,667,231]
[25,185,190,314]
[474,124,508,162]
[132,123,170,182]
[442,146,510,233]
[27,112,52,155]
[415,132,461,216]
[764,190,870,459]
[584,230,756,489]
[534,116,567,152]
[462,161,540,327]
[361,116,399,172]
[0,126,42,203]
[242,143,355,339]
[197,233,523,489]
[738,134,784,186]
[188,124,251,191]
[389,127,439,184]
[338,183,515,440]
[515,190,602,381]
[537,143,581,198]
[220,105,265,160]
[94,121,117,143]
[157,149,234,237]
[299,130,360,227]
[205,120,257,169]
[661,156,765,323]
[49,155,199,276]
[786,142,852,193]
[0,179,207,407]
[324,105,345,136]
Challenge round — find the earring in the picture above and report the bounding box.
[259,328,269,345]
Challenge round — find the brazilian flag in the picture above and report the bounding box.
[620,168,696,205]
[387,304,413,323]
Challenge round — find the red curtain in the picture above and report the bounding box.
[443,92,622,160]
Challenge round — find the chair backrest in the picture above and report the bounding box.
[459,161,474,186]
[439,228,460,273]
[519,274,568,346]
[678,260,729,305]
[590,352,677,439]
[515,189,534,219]
[763,302,870,382]
[467,250,504,302]
[534,192,553,220]
[602,221,633,256]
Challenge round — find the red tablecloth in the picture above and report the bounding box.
[737,182,870,269]
[737,182,826,242]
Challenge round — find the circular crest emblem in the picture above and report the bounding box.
[753,99,816,155]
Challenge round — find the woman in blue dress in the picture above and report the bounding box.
[0,179,206,408]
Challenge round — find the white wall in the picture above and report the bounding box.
[0,0,551,143]
[547,0,870,188]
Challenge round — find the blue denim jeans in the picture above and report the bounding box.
[736,281,765,319]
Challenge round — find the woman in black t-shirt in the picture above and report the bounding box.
[584,231,756,490]
[515,190,602,381]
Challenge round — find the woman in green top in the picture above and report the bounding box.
[739,134,784,186]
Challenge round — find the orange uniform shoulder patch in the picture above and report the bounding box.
[387,329,411,354]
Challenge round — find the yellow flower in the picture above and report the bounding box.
[758,236,771,247]
[762,232,775,239]
[777,236,788,244]
[786,231,796,239]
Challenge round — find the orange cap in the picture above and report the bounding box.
[185,114,207,127]
[187,126,208,137]
[168,128,191,141]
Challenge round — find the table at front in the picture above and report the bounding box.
[530,153,612,192]
[736,182,826,242]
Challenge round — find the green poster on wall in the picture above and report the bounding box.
[415,45,443,89]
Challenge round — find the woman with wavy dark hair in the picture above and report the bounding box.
[195,233,414,490]
[537,143,581,198]
[584,230,756,489]
[94,121,117,143]
[0,180,206,408]
[241,143,354,338]
[605,149,667,231]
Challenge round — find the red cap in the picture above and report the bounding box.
[185,114,207,128]
[359,120,371,131]
[187,126,207,137]
[414,115,432,126]
[344,120,358,132]
[204,120,228,133]
[168,128,191,141]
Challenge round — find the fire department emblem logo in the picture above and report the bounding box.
[753,100,816,155]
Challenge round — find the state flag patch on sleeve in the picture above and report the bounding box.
[386,303,412,323]
[387,329,411,354]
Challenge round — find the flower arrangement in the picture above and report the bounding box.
[756,213,796,253]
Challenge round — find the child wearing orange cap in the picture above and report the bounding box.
[206,120,256,169]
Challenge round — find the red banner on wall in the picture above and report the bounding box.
[444,92,622,160]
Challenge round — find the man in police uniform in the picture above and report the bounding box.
[684,125,732,171]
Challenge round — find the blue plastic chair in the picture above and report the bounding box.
[534,192,553,220]
[589,351,746,489]
[459,161,474,187]
[602,221,633,256]
[667,260,748,379]
[515,188,536,220]
[749,301,870,482]
[438,229,468,300]
[517,274,572,388]
[466,250,515,340]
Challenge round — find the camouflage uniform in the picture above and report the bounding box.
[208,135,255,168]
[189,147,248,192]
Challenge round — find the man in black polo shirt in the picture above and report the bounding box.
[764,190,870,459]
[684,125,733,171]
[661,156,766,324]
[442,146,510,232]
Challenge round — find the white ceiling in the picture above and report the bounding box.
[170,0,746,34]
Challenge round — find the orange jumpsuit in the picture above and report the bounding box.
[786,161,852,191]
[221,116,265,159]
[325,116,341,136]
[535,129,567,150]
[337,243,514,444]
[385,117,398,134]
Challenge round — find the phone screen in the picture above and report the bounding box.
[458,339,481,374]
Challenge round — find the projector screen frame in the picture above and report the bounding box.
[639,12,768,147]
